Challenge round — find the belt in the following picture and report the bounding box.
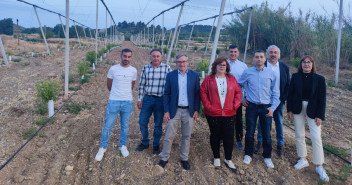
[178,106,189,109]
[147,94,161,98]
[248,101,270,108]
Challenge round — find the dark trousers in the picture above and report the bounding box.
[244,103,273,158]
[206,115,235,160]
[235,105,243,142]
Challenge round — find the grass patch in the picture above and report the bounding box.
[39,132,48,138]
[327,164,351,181]
[21,61,30,66]
[65,100,91,114]
[80,75,90,84]
[35,101,48,115]
[12,58,21,62]
[327,80,337,87]
[32,117,56,126]
[323,143,349,158]
[69,86,81,91]
[344,83,352,91]
[21,127,37,139]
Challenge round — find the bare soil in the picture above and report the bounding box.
[0,38,351,184]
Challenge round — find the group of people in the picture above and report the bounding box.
[93,45,329,182]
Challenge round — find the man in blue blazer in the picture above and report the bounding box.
[158,54,200,171]
[256,45,290,156]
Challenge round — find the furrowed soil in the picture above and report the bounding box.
[0,38,351,184]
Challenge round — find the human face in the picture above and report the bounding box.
[216,61,227,75]
[121,52,132,66]
[150,51,162,67]
[176,56,189,74]
[254,52,266,69]
[228,48,239,61]
[302,58,313,73]
[267,47,279,64]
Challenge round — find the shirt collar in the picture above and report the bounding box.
[178,69,188,75]
[227,59,238,64]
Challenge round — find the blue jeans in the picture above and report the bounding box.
[257,102,284,146]
[100,100,133,149]
[138,95,164,147]
[244,103,273,158]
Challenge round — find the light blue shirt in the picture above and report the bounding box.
[237,66,280,111]
[178,70,188,106]
[228,59,248,81]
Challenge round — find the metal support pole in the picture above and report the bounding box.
[95,0,98,64]
[144,27,146,45]
[64,0,70,96]
[335,0,343,84]
[33,6,50,55]
[204,18,216,56]
[186,22,195,51]
[175,26,182,50]
[89,29,93,45]
[161,13,165,54]
[0,36,8,65]
[147,26,149,45]
[73,21,81,47]
[152,20,155,48]
[82,26,88,44]
[166,3,184,65]
[110,18,112,44]
[58,15,66,36]
[105,9,107,47]
[208,0,226,74]
[243,8,253,63]
[167,30,172,49]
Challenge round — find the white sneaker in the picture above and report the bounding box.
[243,155,252,164]
[95,148,106,161]
[119,145,129,158]
[213,158,220,167]
[294,158,309,170]
[316,166,329,182]
[264,158,274,168]
[224,159,236,172]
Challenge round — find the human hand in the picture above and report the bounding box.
[266,108,273,117]
[164,112,170,123]
[137,101,142,109]
[242,99,249,107]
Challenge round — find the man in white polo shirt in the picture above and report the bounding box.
[95,48,137,161]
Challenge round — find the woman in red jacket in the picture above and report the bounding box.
[200,57,242,172]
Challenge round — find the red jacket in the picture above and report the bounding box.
[200,74,242,117]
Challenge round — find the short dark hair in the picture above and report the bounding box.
[149,48,162,55]
[210,57,231,76]
[121,48,132,56]
[228,45,239,50]
[254,49,265,56]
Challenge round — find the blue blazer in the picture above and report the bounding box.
[163,69,200,119]
[265,60,290,102]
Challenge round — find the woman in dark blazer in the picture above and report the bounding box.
[287,55,329,182]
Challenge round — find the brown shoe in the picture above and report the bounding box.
[254,142,262,154]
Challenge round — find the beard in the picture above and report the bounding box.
[122,60,130,66]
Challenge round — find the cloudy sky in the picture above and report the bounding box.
[0,0,350,29]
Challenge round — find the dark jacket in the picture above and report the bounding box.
[287,73,326,120]
[163,69,200,119]
[265,61,290,102]
[200,74,242,117]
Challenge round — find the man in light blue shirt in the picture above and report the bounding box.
[227,45,248,151]
[237,50,280,168]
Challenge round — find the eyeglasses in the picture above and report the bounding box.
[302,61,312,65]
[176,60,187,64]
[217,64,226,67]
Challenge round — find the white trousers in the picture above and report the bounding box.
[294,101,324,165]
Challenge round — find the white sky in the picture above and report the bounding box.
[0,0,350,29]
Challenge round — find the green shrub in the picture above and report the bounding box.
[163,47,168,54]
[98,48,107,58]
[291,57,300,68]
[21,61,30,66]
[6,51,13,56]
[216,48,221,55]
[77,61,90,77]
[193,46,198,51]
[33,117,56,126]
[35,79,61,103]
[35,100,48,115]
[171,51,176,58]
[21,127,37,139]
[80,75,90,84]
[65,100,91,114]
[12,58,21,62]
[86,51,97,66]
[344,83,352,91]
[327,80,337,87]
[196,60,209,75]
[61,72,75,83]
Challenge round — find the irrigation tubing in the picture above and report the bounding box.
[0,90,78,171]
[283,123,351,165]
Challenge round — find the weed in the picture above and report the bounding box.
[12,58,21,62]
[323,143,349,158]
[32,117,55,126]
[344,83,352,91]
[80,76,90,84]
[65,100,91,114]
[21,127,37,139]
[6,51,13,56]
[21,61,30,66]
[327,80,337,87]
[39,132,48,138]
[193,46,198,51]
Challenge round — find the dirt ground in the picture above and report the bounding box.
[0,37,351,185]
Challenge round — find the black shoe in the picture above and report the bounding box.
[153,146,161,155]
[180,160,190,170]
[254,142,262,154]
[135,143,149,151]
[277,145,284,157]
[158,160,168,168]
